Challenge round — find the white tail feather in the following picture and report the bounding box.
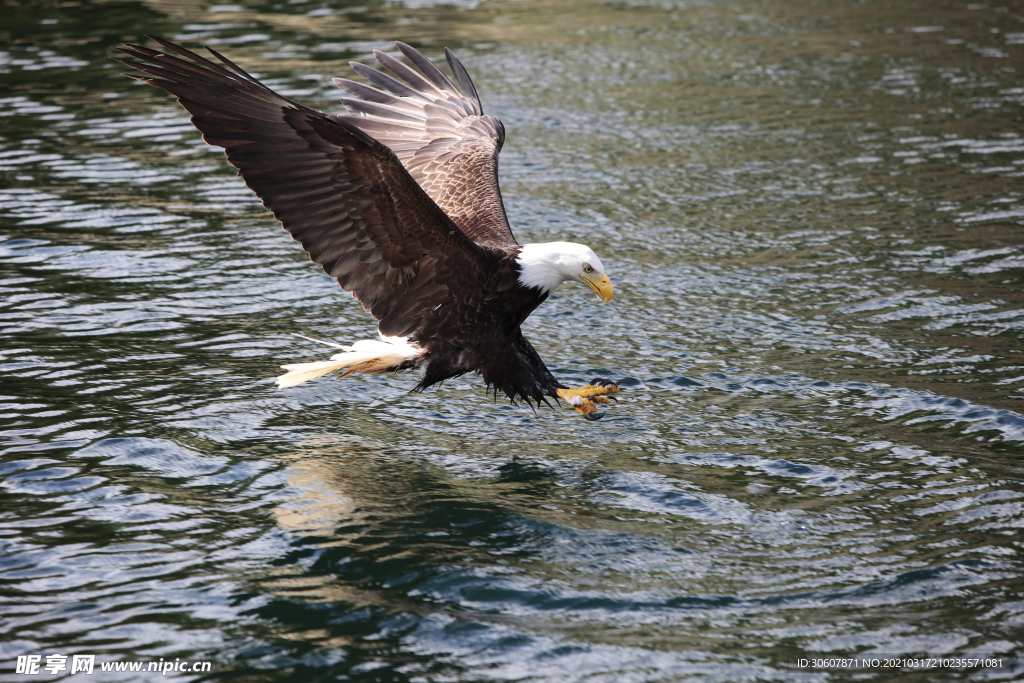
[276,335,422,389]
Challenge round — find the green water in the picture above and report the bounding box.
[1,0,1023,680]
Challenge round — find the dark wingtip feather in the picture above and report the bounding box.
[395,41,459,93]
[444,48,482,115]
[204,44,262,84]
[120,37,254,89]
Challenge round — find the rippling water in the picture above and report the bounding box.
[2,0,1023,680]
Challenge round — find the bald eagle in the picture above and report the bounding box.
[119,38,621,419]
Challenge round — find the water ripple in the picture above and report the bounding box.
[0,0,1022,679]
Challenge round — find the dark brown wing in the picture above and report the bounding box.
[333,43,516,248]
[117,37,500,339]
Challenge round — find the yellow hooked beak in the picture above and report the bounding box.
[581,273,614,303]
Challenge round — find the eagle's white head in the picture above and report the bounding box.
[515,242,614,303]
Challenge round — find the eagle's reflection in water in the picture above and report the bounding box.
[261,437,534,618]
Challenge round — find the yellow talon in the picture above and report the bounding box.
[557,383,621,419]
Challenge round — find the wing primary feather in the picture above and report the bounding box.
[373,50,447,98]
[396,42,459,93]
[115,55,222,89]
[138,37,246,83]
[143,35,268,92]
[116,49,243,90]
[119,46,295,111]
[332,78,424,114]
[200,45,263,81]
[444,48,482,115]
[350,62,421,99]
[338,97,425,123]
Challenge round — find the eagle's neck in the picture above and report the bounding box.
[515,242,584,294]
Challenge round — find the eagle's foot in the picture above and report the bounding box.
[557,380,621,420]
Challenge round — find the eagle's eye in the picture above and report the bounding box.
[583,264,594,274]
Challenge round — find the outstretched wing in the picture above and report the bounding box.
[117,37,498,339]
[334,43,517,248]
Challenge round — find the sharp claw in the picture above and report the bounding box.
[584,412,604,421]
[591,378,608,387]
[606,396,618,403]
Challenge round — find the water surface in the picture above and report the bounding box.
[2,0,1023,680]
